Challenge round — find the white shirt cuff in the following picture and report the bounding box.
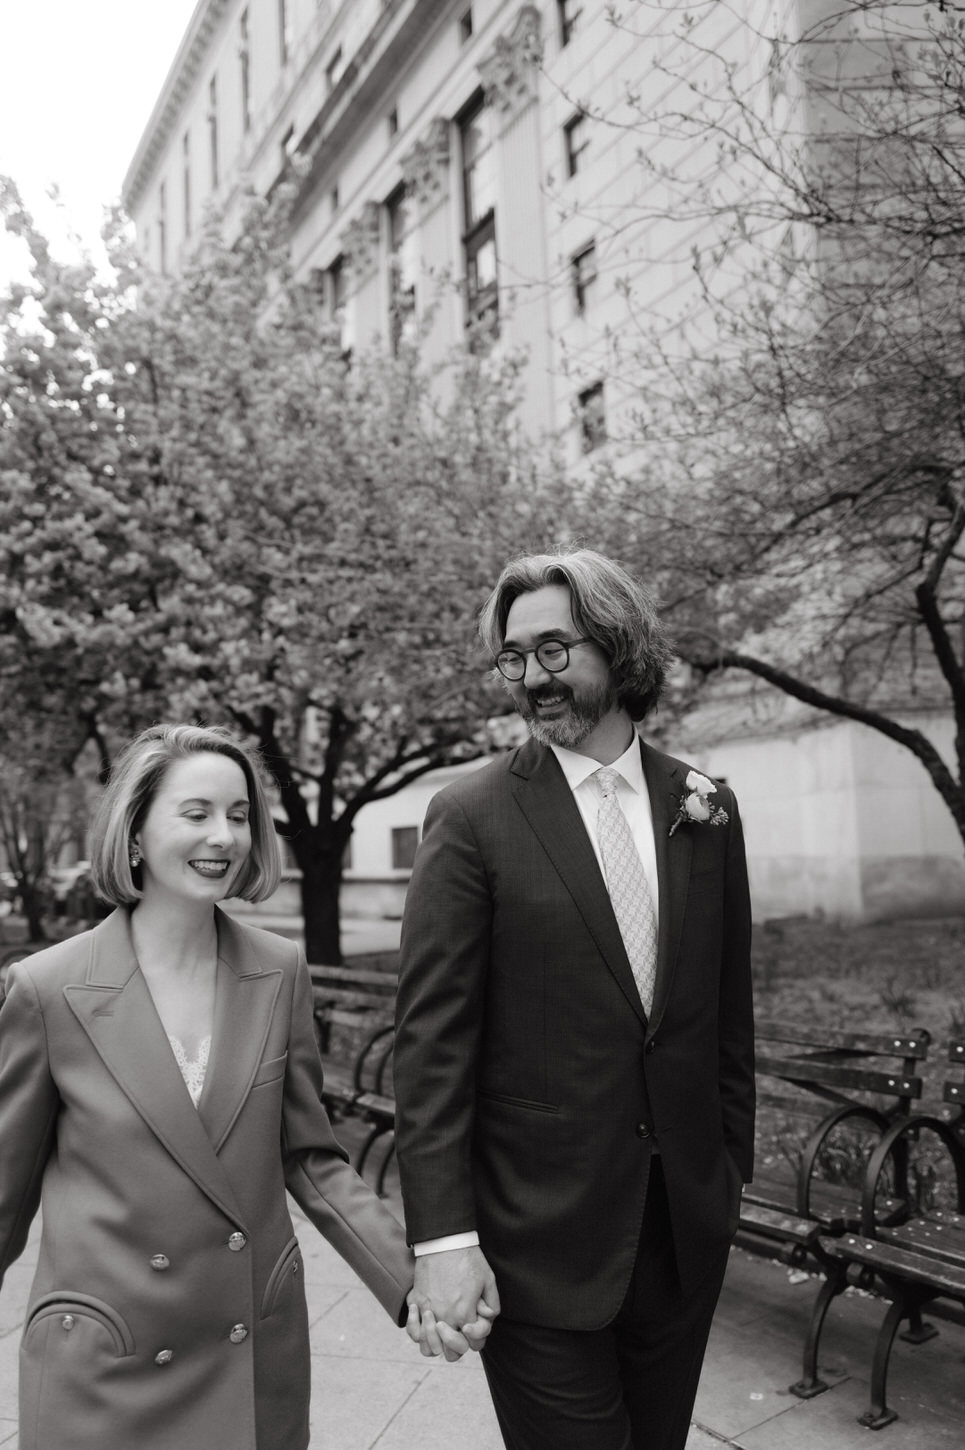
[413,1231,480,1256]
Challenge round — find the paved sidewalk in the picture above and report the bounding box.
[3,1163,964,1450]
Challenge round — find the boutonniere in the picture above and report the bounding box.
[669,770,729,837]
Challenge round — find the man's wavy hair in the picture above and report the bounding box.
[478,548,675,722]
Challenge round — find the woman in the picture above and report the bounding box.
[0,724,414,1450]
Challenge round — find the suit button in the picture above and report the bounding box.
[229,1323,249,1344]
[150,1254,170,1271]
[61,1315,75,1332]
[154,1349,174,1365]
[228,1232,247,1252]
[636,1122,652,1139]
[646,1038,657,1054]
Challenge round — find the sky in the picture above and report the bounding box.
[0,0,200,286]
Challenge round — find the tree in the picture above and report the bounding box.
[1,178,563,960]
[575,1,965,850]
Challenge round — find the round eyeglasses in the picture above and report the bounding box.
[495,637,593,682]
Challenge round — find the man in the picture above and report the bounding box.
[394,548,754,1450]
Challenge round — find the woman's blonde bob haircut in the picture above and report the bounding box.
[89,724,282,907]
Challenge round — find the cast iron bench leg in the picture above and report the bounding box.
[790,1262,847,1398]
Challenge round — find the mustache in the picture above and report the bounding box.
[524,684,572,707]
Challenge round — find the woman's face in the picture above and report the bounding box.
[134,752,252,907]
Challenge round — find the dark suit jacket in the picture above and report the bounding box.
[0,908,412,1450]
[394,736,754,1330]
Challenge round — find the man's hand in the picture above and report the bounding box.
[405,1246,500,1360]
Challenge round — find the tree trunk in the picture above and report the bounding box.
[297,847,344,965]
[18,878,49,942]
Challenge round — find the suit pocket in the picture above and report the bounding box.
[252,1052,288,1088]
[23,1293,135,1358]
[261,1236,303,1319]
[477,1090,559,1114]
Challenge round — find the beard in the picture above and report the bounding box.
[514,678,618,749]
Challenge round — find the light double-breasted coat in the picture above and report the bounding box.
[0,907,413,1450]
[394,736,755,1330]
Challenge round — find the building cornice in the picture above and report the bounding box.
[123,0,231,213]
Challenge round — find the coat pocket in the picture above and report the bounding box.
[261,1236,303,1319]
[252,1052,288,1088]
[23,1293,135,1358]
[477,1090,559,1114]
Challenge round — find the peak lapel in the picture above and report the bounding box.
[642,742,691,1032]
[197,911,283,1152]
[511,743,647,1025]
[63,909,245,1227]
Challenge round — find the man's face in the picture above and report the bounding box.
[501,584,619,751]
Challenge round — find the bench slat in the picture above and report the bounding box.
[755,1052,922,1098]
[756,1021,929,1059]
[825,1234,965,1297]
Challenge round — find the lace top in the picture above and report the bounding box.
[167,1035,211,1108]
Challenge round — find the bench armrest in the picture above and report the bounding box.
[797,1103,889,1219]
[860,1113,965,1236]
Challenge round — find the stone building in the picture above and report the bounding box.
[123,0,965,922]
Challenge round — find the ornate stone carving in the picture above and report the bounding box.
[400,118,450,208]
[478,4,542,115]
[340,200,381,277]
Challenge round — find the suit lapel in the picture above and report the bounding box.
[642,741,692,1032]
[510,741,648,1025]
[62,909,263,1227]
[198,910,283,1152]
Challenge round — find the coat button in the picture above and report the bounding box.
[229,1323,249,1344]
[635,1122,652,1138]
[154,1349,174,1365]
[227,1232,247,1252]
[61,1315,75,1332]
[150,1254,170,1271]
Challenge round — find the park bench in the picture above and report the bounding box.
[816,1037,965,1429]
[309,961,398,1194]
[736,1019,931,1400]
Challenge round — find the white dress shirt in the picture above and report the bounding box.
[415,732,659,1259]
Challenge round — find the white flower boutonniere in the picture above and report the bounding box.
[669,769,730,837]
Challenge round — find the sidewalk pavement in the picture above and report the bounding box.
[3,1131,964,1450]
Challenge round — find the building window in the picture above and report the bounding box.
[460,95,498,337]
[325,46,343,93]
[278,0,292,66]
[578,382,606,452]
[391,827,419,871]
[388,106,399,138]
[158,181,167,275]
[240,9,251,132]
[208,75,219,189]
[557,0,582,46]
[280,123,296,169]
[328,253,353,356]
[330,183,340,215]
[182,131,191,237]
[571,241,597,315]
[387,184,416,353]
[564,111,589,177]
[460,8,473,41]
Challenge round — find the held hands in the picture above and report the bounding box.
[405,1246,500,1361]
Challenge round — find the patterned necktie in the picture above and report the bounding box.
[593,766,658,1016]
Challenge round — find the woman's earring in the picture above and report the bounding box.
[129,840,142,869]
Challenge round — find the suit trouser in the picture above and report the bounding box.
[480,1160,729,1450]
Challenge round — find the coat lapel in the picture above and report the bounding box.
[641,741,692,1033]
[198,910,283,1152]
[510,740,648,1025]
[62,908,278,1228]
